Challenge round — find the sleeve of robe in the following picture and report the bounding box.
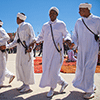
[27,24,35,45]
[6,31,18,49]
[25,23,36,49]
[0,29,10,45]
[35,25,44,43]
[72,21,78,47]
[97,18,100,40]
[62,22,72,41]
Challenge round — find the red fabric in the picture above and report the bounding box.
[34,57,42,73]
[60,60,76,73]
[34,57,76,73]
[34,57,100,73]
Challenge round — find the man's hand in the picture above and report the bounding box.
[29,40,36,47]
[26,46,33,53]
[26,40,37,53]
[26,41,36,53]
[0,45,6,50]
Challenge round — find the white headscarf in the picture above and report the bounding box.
[0,22,3,26]
[49,7,59,14]
[79,3,92,10]
[17,13,27,21]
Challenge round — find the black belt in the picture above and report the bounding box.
[0,50,6,52]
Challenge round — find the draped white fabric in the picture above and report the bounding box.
[72,14,100,93]
[0,22,3,26]
[7,22,35,85]
[36,19,71,89]
[0,27,10,85]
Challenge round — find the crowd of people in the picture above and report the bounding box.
[0,3,100,99]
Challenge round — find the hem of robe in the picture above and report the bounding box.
[73,83,94,93]
[39,84,57,89]
[17,79,35,85]
[0,82,3,85]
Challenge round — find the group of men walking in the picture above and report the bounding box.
[0,3,100,99]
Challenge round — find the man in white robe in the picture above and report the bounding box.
[0,20,15,87]
[29,7,72,97]
[67,49,77,62]
[72,3,100,99]
[7,13,35,93]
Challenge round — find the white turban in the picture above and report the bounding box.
[49,7,59,14]
[0,22,3,26]
[79,3,92,10]
[17,13,27,21]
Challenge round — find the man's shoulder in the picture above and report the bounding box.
[56,19,66,26]
[43,21,49,26]
[0,27,7,35]
[92,14,100,20]
[23,22,31,26]
[56,19,65,24]
[75,18,82,24]
[57,19,64,23]
[77,18,82,21]
[0,27,5,32]
[23,22,32,28]
[0,27,4,30]
[42,22,49,28]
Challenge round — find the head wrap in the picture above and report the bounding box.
[17,13,27,21]
[49,7,59,14]
[0,21,3,26]
[79,3,92,10]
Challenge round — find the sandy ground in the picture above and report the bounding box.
[0,54,100,100]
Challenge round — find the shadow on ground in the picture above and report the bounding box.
[0,88,23,100]
[62,91,88,100]
[0,88,88,100]
[0,88,62,100]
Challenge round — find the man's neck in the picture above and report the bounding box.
[18,22,23,26]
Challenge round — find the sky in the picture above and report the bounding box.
[0,0,100,37]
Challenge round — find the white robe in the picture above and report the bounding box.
[0,27,10,85]
[36,19,71,89]
[72,14,100,93]
[7,22,35,85]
